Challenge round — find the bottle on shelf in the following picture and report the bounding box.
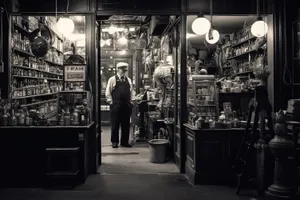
[64,107,71,126]
[10,109,18,126]
[72,109,79,125]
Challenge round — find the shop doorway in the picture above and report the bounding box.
[97,15,181,174]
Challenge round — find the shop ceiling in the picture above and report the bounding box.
[187,15,257,49]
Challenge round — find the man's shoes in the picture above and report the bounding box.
[121,143,132,148]
[112,143,118,148]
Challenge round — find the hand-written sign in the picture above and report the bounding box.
[64,65,86,82]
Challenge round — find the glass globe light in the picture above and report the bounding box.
[100,39,105,47]
[251,17,268,37]
[108,25,117,35]
[118,36,128,45]
[57,17,74,35]
[205,29,220,44]
[191,14,211,35]
[105,39,111,46]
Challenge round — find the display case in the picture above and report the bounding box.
[57,90,92,126]
[187,75,218,125]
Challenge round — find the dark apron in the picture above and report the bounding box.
[110,75,132,144]
[111,75,131,106]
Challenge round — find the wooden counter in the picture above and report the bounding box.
[184,123,244,185]
[0,122,95,188]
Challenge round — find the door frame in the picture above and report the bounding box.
[96,14,187,174]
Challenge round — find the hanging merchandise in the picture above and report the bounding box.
[191,13,211,35]
[251,0,268,37]
[56,0,74,36]
[205,0,220,44]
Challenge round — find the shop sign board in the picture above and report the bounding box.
[64,65,86,82]
[97,0,180,11]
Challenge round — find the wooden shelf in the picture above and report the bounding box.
[231,36,256,48]
[12,92,58,100]
[21,98,57,107]
[12,65,63,76]
[227,49,257,60]
[13,75,63,81]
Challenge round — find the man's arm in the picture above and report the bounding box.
[105,77,113,105]
[128,78,136,102]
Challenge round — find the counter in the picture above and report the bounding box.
[184,123,244,185]
[0,122,95,188]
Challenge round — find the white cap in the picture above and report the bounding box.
[116,62,129,68]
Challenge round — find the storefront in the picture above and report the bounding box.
[0,0,299,192]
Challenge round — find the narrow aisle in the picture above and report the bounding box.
[99,127,179,174]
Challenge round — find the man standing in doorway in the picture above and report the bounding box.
[105,62,136,148]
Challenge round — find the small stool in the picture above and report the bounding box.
[46,147,80,188]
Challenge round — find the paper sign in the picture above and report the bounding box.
[64,65,86,82]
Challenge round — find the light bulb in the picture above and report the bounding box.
[118,36,128,45]
[57,17,74,35]
[251,17,268,37]
[105,39,111,46]
[100,40,105,47]
[120,50,126,55]
[191,15,211,35]
[108,25,116,35]
[205,29,220,44]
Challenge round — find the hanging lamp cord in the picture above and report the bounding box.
[66,0,70,14]
[283,0,292,85]
[55,0,57,20]
[210,0,213,24]
[257,0,259,16]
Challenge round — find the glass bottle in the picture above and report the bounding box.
[25,109,30,126]
[10,109,18,126]
[72,109,79,125]
[80,108,86,125]
[19,109,25,126]
[59,114,64,126]
[64,108,71,126]
[2,109,8,126]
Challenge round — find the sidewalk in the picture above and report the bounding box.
[0,174,254,200]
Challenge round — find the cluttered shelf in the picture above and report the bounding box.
[0,122,94,129]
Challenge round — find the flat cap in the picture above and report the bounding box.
[116,62,129,68]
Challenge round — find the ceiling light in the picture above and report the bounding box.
[191,13,211,35]
[129,27,135,32]
[108,25,117,35]
[110,56,113,59]
[57,17,74,35]
[100,39,105,47]
[118,36,128,45]
[205,29,220,44]
[251,17,268,37]
[105,39,111,46]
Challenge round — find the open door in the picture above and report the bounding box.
[174,17,186,173]
[95,21,102,167]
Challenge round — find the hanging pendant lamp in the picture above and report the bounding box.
[56,0,74,36]
[251,0,268,37]
[206,29,220,44]
[205,0,220,44]
[191,13,211,35]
